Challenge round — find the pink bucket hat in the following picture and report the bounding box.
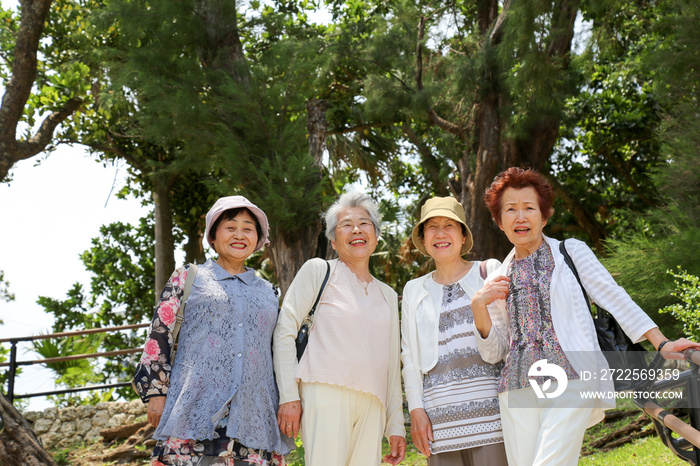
[204,196,270,252]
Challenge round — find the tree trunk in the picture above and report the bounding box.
[269,98,328,296]
[183,223,206,265]
[0,394,57,466]
[461,91,513,261]
[154,180,176,300]
[454,0,579,261]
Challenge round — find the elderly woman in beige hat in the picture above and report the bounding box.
[400,196,508,466]
[273,191,406,466]
[133,195,294,465]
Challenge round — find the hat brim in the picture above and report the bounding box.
[205,197,270,253]
[411,209,474,257]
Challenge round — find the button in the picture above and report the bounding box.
[237,353,243,358]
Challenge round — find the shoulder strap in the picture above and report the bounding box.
[479,260,488,280]
[558,241,592,313]
[170,263,197,362]
[306,261,331,320]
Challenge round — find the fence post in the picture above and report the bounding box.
[6,341,17,404]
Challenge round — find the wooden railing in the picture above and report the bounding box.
[0,323,149,403]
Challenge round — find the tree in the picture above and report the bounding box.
[103,0,340,293]
[601,0,700,333]
[316,0,584,259]
[0,0,98,182]
[0,393,56,466]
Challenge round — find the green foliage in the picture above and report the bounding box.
[31,333,104,378]
[31,333,110,407]
[0,269,14,303]
[37,216,156,399]
[600,0,700,335]
[660,269,700,341]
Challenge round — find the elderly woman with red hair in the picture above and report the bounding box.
[471,167,699,466]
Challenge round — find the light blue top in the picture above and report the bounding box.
[153,259,293,454]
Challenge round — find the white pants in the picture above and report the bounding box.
[498,380,595,466]
[300,382,386,466]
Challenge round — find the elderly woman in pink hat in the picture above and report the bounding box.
[133,196,294,465]
[401,196,507,466]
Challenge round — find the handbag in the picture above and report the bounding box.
[132,263,198,395]
[559,241,648,391]
[295,261,331,361]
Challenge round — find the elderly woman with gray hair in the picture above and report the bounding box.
[272,191,406,466]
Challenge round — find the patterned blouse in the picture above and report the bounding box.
[498,241,579,393]
[422,276,504,454]
[133,260,294,464]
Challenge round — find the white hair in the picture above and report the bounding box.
[324,191,382,242]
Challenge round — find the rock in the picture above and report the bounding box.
[86,426,104,441]
[91,409,110,427]
[23,411,41,423]
[107,413,127,428]
[127,399,146,415]
[39,432,62,450]
[58,407,77,422]
[76,418,93,435]
[32,418,54,435]
[43,408,58,420]
[60,421,76,436]
[48,419,62,434]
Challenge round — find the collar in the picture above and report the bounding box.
[208,259,256,284]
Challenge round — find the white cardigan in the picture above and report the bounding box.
[272,258,405,439]
[474,235,657,426]
[400,259,502,412]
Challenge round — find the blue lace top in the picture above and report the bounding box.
[134,259,293,454]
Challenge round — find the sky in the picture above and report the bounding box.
[0,147,148,410]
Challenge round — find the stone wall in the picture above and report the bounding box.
[23,400,147,450]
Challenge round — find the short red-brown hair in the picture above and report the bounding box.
[484,167,555,226]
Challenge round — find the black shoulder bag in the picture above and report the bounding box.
[559,240,648,391]
[295,261,331,361]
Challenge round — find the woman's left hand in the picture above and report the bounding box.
[384,435,406,465]
[277,401,302,438]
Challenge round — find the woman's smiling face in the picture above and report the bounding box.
[211,210,259,263]
[421,216,465,262]
[498,186,546,257]
[332,206,378,261]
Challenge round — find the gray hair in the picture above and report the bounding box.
[324,191,382,242]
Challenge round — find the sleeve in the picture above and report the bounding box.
[132,265,189,403]
[272,259,327,405]
[384,289,406,439]
[400,284,424,412]
[568,240,656,343]
[473,298,510,364]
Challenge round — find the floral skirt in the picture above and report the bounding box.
[151,427,286,466]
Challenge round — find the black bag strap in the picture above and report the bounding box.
[305,260,331,322]
[558,240,593,314]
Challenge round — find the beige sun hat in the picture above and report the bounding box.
[411,196,474,256]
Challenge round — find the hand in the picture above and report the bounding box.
[472,275,510,338]
[409,408,433,457]
[660,338,700,359]
[384,435,406,465]
[277,401,302,438]
[147,396,166,428]
[472,275,511,307]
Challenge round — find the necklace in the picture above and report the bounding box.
[360,280,370,295]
